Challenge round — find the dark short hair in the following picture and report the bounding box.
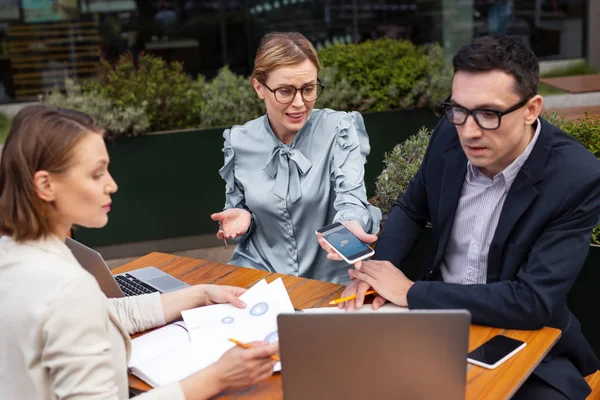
[452,35,539,99]
[0,105,104,241]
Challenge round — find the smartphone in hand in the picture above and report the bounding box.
[467,334,526,369]
[316,222,375,264]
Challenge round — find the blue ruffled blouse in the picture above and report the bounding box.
[218,109,381,284]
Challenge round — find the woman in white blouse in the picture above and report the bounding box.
[0,105,278,400]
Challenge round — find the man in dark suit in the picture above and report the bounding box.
[318,36,600,398]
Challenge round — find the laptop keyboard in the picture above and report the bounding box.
[115,274,160,296]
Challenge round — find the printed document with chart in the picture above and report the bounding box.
[128,278,293,387]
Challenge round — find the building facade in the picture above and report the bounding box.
[0,0,594,104]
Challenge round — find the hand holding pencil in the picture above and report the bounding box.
[329,290,377,305]
[229,338,280,361]
[210,340,279,390]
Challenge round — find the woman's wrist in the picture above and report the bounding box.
[180,364,223,400]
[161,285,208,323]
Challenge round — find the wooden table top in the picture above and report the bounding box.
[113,252,561,400]
[539,74,600,93]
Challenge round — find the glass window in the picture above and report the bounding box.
[0,0,590,105]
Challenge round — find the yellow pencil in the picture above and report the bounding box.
[329,290,377,305]
[228,338,280,362]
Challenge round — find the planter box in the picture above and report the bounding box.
[73,109,438,249]
[568,244,600,358]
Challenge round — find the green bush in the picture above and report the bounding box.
[543,112,600,245]
[401,44,453,111]
[44,79,150,139]
[543,112,600,157]
[373,126,431,216]
[200,66,264,128]
[319,39,451,112]
[42,38,452,138]
[84,53,206,132]
[0,113,10,144]
[317,66,369,112]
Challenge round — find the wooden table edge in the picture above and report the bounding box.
[504,326,562,400]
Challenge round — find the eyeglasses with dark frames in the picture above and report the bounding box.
[440,94,535,130]
[258,79,324,104]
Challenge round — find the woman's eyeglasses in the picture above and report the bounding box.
[258,80,324,104]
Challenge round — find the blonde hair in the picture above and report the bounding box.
[252,32,320,83]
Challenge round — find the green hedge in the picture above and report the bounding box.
[43,38,451,138]
[543,112,600,244]
[318,39,451,112]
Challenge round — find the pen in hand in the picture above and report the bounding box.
[329,290,377,305]
[228,338,280,361]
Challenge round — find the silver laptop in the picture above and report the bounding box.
[277,310,471,400]
[65,237,189,298]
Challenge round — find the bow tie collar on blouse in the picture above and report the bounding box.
[262,118,312,203]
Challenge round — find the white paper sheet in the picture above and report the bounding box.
[181,278,293,370]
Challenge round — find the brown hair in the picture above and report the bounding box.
[252,32,320,83]
[0,105,104,241]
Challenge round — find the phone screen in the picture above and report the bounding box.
[467,335,525,366]
[319,223,373,260]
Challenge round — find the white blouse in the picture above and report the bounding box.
[0,235,185,399]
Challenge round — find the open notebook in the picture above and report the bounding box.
[128,278,293,388]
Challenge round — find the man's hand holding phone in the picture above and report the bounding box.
[316,221,378,267]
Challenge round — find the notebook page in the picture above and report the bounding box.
[129,340,211,387]
[128,321,190,369]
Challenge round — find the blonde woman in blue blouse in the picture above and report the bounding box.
[211,32,381,284]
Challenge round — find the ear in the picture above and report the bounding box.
[252,78,265,100]
[525,94,543,125]
[33,170,56,202]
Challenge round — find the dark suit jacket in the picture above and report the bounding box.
[375,117,600,399]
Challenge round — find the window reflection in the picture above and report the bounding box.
[0,0,588,104]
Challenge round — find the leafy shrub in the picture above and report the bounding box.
[318,39,427,111]
[543,112,600,245]
[83,53,206,132]
[319,38,447,112]
[44,79,150,139]
[200,66,264,128]
[317,66,369,112]
[373,126,431,216]
[543,112,600,157]
[401,43,453,111]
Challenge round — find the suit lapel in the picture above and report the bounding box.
[434,148,468,270]
[487,119,552,282]
[487,177,538,282]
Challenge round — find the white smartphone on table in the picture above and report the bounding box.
[467,334,527,369]
[316,222,375,264]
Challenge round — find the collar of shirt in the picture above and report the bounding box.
[466,118,542,189]
[263,112,313,147]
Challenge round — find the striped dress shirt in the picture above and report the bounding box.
[440,119,541,284]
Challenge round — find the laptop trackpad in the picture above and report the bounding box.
[130,267,189,292]
[147,275,187,292]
